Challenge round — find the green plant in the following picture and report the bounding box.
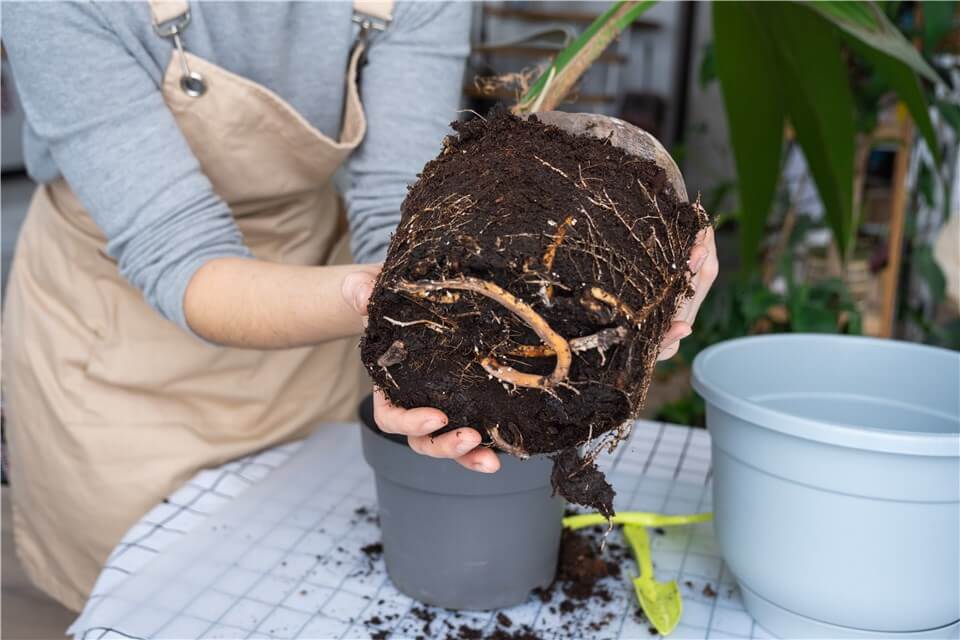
[713,2,943,270]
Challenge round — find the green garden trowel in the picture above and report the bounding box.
[624,523,682,636]
[563,511,712,636]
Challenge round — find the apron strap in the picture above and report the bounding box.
[148,0,190,33]
[353,0,394,26]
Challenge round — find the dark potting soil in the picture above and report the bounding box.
[361,542,384,559]
[362,108,709,514]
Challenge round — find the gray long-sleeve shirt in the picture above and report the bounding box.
[1,1,469,331]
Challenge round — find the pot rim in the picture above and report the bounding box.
[691,334,960,457]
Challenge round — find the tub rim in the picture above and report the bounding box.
[691,334,960,457]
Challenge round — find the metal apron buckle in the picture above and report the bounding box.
[351,10,389,64]
[153,8,207,97]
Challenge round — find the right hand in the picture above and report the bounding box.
[342,268,501,474]
[372,390,501,473]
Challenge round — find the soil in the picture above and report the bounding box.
[361,542,383,559]
[362,108,708,515]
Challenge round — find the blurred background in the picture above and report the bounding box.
[1,2,958,633]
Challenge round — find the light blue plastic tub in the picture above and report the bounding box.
[692,335,959,638]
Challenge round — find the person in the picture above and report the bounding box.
[1,0,718,613]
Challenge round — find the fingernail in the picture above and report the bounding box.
[472,461,492,473]
[353,283,373,313]
[423,418,445,433]
[679,325,693,339]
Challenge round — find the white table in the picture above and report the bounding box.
[69,420,774,640]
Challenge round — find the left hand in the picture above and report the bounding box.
[657,226,718,361]
[342,267,502,473]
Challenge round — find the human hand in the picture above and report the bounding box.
[658,226,718,361]
[342,266,501,473]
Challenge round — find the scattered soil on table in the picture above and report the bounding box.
[362,108,709,514]
[539,528,623,603]
[362,508,659,640]
[361,542,383,560]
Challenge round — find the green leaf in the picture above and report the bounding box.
[793,305,841,333]
[846,309,863,335]
[935,98,960,132]
[740,287,781,323]
[913,246,947,304]
[922,1,956,52]
[846,36,940,165]
[713,3,785,272]
[761,2,857,258]
[798,0,939,83]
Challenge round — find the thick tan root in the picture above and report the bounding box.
[395,277,572,389]
[589,287,641,327]
[505,326,627,358]
[488,424,530,459]
[542,215,575,301]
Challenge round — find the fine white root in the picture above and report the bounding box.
[488,424,530,460]
[383,316,449,334]
[395,277,572,389]
[533,153,570,180]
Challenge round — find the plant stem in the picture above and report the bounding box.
[514,1,657,115]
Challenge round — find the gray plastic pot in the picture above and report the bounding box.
[692,335,959,638]
[358,396,565,610]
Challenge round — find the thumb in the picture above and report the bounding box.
[341,270,376,316]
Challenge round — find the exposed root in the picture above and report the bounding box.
[589,287,641,327]
[533,154,570,180]
[383,316,449,334]
[474,69,537,100]
[590,279,689,332]
[541,214,575,302]
[504,326,627,367]
[395,277,572,389]
[488,424,530,460]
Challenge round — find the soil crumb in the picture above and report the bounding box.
[361,542,384,559]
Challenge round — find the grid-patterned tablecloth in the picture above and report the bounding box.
[69,420,774,640]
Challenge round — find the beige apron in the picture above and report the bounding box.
[2,0,392,611]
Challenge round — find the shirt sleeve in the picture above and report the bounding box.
[2,2,251,332]
[344,0,471,264]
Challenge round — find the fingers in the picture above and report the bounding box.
[373,389,447,437]
[676,227,719,325]
[454,446,501,473]
[373,390,501,473]
[340,263,382,316]
[657,321,691,361]
[409,428,501,473]
[658,228,718,362]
